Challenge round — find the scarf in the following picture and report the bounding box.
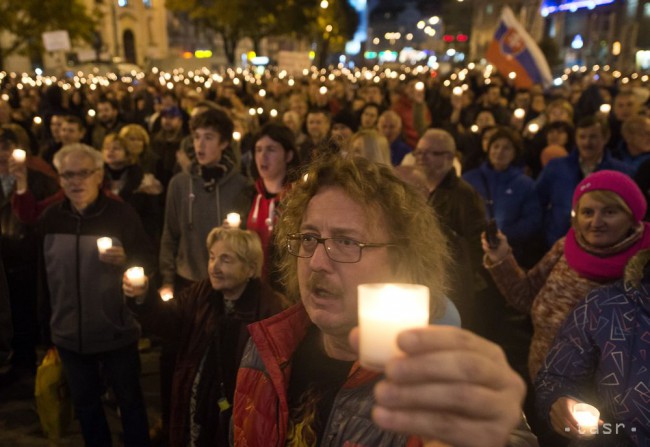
[197,148,236,192]
[564,221,650,281]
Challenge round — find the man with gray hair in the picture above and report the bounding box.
[38,143,153,446]
[377,110,412,166]
[413,129,486,330]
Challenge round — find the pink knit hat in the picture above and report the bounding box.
[572,170,647,221]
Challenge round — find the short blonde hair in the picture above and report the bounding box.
[119,124,150,147]
[347,129,392,165]
[576,190,633,219]
[206,227,264,278]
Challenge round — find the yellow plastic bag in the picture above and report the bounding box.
[34,347,73,441]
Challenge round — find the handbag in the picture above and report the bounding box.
[34,347,73,441]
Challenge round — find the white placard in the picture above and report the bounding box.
[42,30,71,52]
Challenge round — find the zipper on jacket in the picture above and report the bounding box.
[216,184,221,224]
[188,177,195,230]
[75,215,83,353]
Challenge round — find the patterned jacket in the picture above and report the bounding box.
[535,249,650,446]
[485,238,607,379]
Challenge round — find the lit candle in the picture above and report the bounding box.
[358,283,430,371]
[160,290,174,302]
[513,108,526,119]
[226,212,241,228]
[415,81,425,91]
[125,267,146,287]
[572,403,599,437]
[12,148,26,163]
[527,123,540,134]
[599,103,611,114]
[96,237,112,254]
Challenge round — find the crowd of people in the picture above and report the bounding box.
[0,61,649,446]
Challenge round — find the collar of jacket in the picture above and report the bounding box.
[624,247,650,289]
[436,168,459,190]
[211,278,262,317]
[61,189,109,218]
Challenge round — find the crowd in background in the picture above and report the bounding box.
[1,62,650,446]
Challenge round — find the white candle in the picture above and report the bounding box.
[358,283,430,371]
[226,212,241,228]
[12,148,26,163]
[572,403,599,436]
[125,267,145,287]
[527,123,540,134]
[97,237,112,254]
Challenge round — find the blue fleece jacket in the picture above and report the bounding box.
[463,163,542,261]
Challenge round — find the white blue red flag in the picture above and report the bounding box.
[486,6,552,88]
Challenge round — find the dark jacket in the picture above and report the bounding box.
[535,249,650,446]
[135,277,284,447]
[37,192,154,354]
[1,168,59,273]
[463,163,542,264]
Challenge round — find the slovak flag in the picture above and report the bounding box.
[486,6,552,88]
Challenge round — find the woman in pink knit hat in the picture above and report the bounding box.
[482,170,650,444]
[483,170,650,381]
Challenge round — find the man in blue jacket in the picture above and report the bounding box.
[38,144,154,446]
[536,115,632,248]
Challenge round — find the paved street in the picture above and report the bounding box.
[0,346,162,446]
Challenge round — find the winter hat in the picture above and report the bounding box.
[572,170,647,222]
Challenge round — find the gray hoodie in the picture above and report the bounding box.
[159,163,253,285]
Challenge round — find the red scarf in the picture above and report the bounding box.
[564,222,650,281]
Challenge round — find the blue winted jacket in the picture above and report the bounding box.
[535,150,632,248]
[463,163,542,254]
[535,251,650,446]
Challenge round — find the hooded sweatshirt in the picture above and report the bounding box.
[160,160,253,286]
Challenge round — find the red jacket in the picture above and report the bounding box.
[232,304,422,447]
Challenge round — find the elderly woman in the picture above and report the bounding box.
[483,170,650,382]
[463,127,542,267]
[535,246,650,446]
[124,227,285,446]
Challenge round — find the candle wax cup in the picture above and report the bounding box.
[358,284,429,371]
[97,237,112,253]
[126,267,145,287]
[572,403,600,436]
[226,213,241,228]
[12,149,26,162]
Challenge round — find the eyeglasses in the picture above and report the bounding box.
[287,233,397,263]
[59,168,99,181]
